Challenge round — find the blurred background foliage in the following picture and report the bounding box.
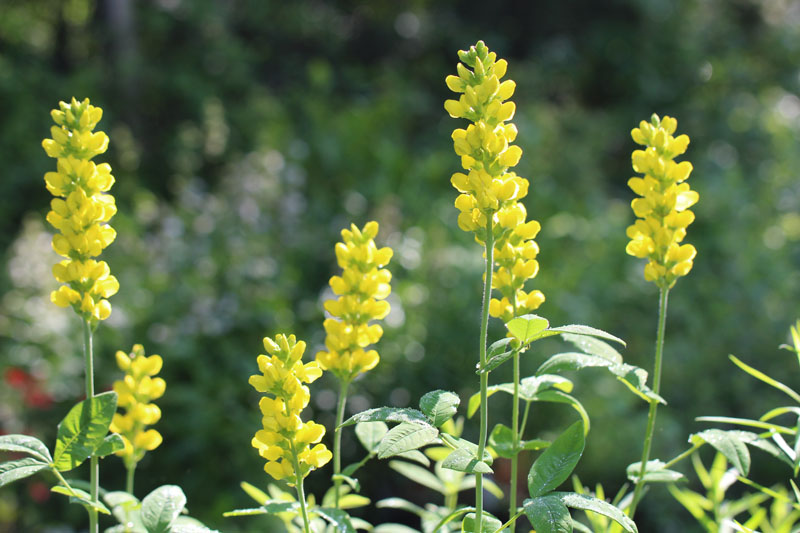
[0,0,799,531]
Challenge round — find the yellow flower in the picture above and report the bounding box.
[109,344,166,467]
[251,334,331,483]
[42,98,118,324]
[626,114,698,288]
[316,221,393,381]
[446,41,544,321]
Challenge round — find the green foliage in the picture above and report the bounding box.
[52,391,118,472]
[528,421,585,499]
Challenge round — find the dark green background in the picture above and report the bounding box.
[1,0,799,531]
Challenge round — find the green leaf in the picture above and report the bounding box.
[141,485,187,533]
[388,460,445,493]
[522,439,551,452]
[528,421,585,498]
[730,354,800,404]
[529,390,590,434]
[395,450,431,466]
[51,485,111,514]
[561,334,623,363]
[377,422,439,459]
[523,495,573,533]
[52,391,118,471]
[440,434,493,463]
[467,376,573,417]
[222,500,299,517]
[105,491,143,529]
[316,507,357,533]
[0,434,53,463]
[0,457,48,488]
[332,473,360,493]
[557,492,637,533]
[355,421,388,452]
[341,407,430,428]
[373,524,420,533]
[376,497,428,517]
[625,460,686,483]
[240,481,269,505]
[461,512,502,532]
[441,448,492,474]
[420,390,460,427]
[95,433,125,458]
[690,429,751,476]
[338,494,370,510]
[548,325,625,347]
[507,314,550,344]
[489,424,516,459]
[537,353,616,375]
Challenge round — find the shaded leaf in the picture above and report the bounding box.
[388,460,445,493]
[141,485,187,533]
[561,334,623,363]
[316,507,357,533]
[529,391,590,434]
[53,391,118,472]
[51,485,111,514]
[625,460,685,483]
[441,448,492,474]
[489,424,516,459]
[461,512,502,532]
[528,421,585,498]
[690,429,750,476]
[523,495,573,533]
[355,422,388,452]
[419,390,460,427]
[395,450,431,466]
[0,434,53,463]
[557,492,637,533]
[440,434,493,463]
[377,422,438,459]
[0,457,48,488]
[376,497,428,517]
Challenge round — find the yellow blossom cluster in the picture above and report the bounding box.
[110,344,166,467]
[626,114,699,288]
[250,334,331,483]
[42,98,118,323]
[316,221,392,382]
[445,41,544,321]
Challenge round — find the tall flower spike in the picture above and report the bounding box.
[446,41,544,320]
[250,334,331,483]
[110,344,166,468]
[43,98,118,324]
[316,221,393,382]
[626,114,698,288]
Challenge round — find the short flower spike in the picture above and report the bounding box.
[316,221,393,381]
[446,41,544,320]
[110,344,166,468]
[251,334,331,483]
[43,98,118,324]
[626,114,698,288]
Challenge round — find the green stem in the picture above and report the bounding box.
[126,463,136,495]
[629,287,670,517]
[476,218,495,533]
[509,350,520,531]
[519,401,532,437]
[662,443,702,470]
[83,318,99,533]
[333,379,350,509]
[495,509,525,532]
[291,453,312,533]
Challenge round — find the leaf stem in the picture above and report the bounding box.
[291,452,312,533]
[630,287,670,517]
[125,464,135,495]
[83,318,99,533]
[509,349,520,533]
[333,379,350,509]
[663,443,703,470]
[495,509,525,532]
[476,218,495,533]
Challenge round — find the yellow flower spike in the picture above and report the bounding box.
[446,41,544,320]
[250,334,331,485]
[626,114,698,289]
[110,344,166,468]
[43,98,117,325]
[317,221,393,382]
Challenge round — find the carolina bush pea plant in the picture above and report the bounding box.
[0,41,797,533]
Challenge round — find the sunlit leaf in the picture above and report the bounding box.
[561,334,623,363]
[0,434,53,463]
[690,429,750,476]
[377,422,438,459]
[52,485,111,514]
[341,407,430,428]
[461,512,502,532]
[141,485,187,533]
[523,495,572,533]
[53,392,118,472]
[388,460,445,493]
[625,460,685,483]
[419,390,460,427]
[557,492,637,532]
[441,448,492,474]
[0,457,48,488]
[355,421,388,452]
